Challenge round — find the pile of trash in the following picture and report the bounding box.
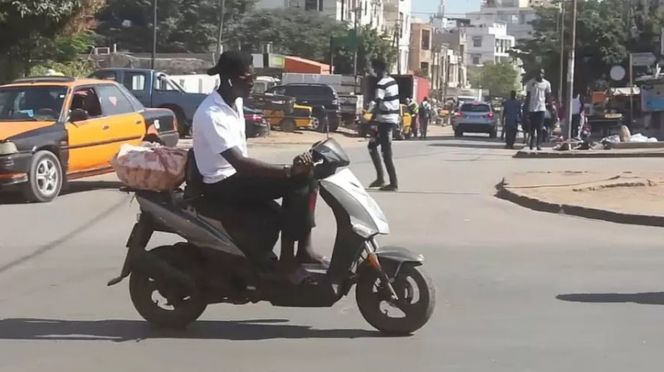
[553,125,659,151]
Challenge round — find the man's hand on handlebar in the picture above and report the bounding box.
[292,151,313,177]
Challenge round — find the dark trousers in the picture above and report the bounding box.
[369,122,398,186]
[420,117,430,138]
[505,126,518,148]
[203,174,316,241]
[528,111,545,149]
[571,114,581,138]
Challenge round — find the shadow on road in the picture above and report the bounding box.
[0,318,382,342]
[557,292,664,305]
[0,180,125,205]
[0,197,129,275]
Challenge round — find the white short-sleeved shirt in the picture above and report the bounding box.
[192,91,247,184]
[527,78,552,112]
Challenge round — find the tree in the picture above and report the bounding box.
[231,8,347,61]
[512,0,664,95]
[0,0,103,82]
[95,0,256,53]
[468,62,520,98]
[332,26,398,75]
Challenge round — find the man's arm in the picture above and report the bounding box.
[221,147,289,179]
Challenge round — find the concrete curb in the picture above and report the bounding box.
[514,150,664,159]
[495,179,664,228]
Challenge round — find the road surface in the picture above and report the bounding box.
[1,130,664,372]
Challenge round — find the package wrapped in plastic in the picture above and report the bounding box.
[112,143,188,191]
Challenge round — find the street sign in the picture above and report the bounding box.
[610,65,626,81]
[631,52,657,67]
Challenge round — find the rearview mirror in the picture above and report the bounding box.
[69,108,89,122]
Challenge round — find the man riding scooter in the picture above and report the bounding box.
[192,51,326,283]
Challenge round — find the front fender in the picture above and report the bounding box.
[375,246,424,278]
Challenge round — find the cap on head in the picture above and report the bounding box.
[207,50,253,78]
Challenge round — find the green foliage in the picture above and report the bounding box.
[468,62,520,98]
[231,8,347,61]
[30,59,95,78]
[0,0,101,82]
[332,26,398,75]
[95,0,257,53]
[513,0,664,94]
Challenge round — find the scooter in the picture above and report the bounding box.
[108,138,435,335]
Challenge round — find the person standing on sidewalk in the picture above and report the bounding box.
[419,97,432,139]
[571,91,584,139]
[368,58,399,192]
[525,69,552,150]
[406,97,419,138]
[502,91,522,149]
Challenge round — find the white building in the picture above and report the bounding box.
[382,0,411,74]
[464,22,515,66]
[466,0,550,41]
[255,0,384,30]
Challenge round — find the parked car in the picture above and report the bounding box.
[90,68,207,137]
[452,102,498,138]
[244,107,270,138]
[0,76,178,202]
[266,84,341,132]
[357,104,413,140]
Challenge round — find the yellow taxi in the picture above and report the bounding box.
[0,76,178,202]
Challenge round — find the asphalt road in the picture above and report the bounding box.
[1,130,664,372]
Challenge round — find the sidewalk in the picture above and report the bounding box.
[514,148,664,159]
[496,171,664,227]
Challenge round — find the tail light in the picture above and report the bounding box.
[487,112,495,119]
[454,111,462,117]
[245,114,262,121]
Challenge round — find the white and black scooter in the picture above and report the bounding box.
[108,139,435,335]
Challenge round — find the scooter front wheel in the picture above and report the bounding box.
[356,264,435,335]
[129,245,207,329]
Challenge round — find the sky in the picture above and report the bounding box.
[412,0,482,18]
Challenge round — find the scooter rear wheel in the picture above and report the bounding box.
[356,264,435,335]
[129,245,207,329]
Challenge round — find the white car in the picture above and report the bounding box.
[452,102,498,138]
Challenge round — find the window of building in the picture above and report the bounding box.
[304,0,322,11]
[421,29,431,50]
[472,55,481,65]
[473,36,482,48]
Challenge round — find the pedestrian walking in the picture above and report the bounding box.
[502,91,522,149]
[525,69,552,150]
[368,58,399,192]
[406,97,419,138]
[419,97,432,139]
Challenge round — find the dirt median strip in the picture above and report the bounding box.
[496,179,664,227]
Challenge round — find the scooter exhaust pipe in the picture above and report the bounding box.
[131,249,198,294]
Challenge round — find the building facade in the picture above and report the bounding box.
[464,22,515,66]
[255,0,384,29]
[382,0,412,74]
[466,0,550,41]
[409,21,433,77]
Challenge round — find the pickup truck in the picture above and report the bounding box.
[91,68,207,137]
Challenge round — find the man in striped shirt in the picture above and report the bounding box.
[368,58,399,191]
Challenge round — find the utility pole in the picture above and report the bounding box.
[151,0,157,69]
[565,0,578,142]
[215,0,226,58]
[353,1,360,79]
[558,3,565,105]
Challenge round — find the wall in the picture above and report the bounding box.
[409,22,433,77]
